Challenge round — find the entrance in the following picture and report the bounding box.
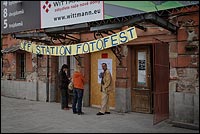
[56,56,76,104]
[131,45,153,113]
[131,43,169,124]
[90,49,116,108]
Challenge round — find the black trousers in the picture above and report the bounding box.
[61,88,69,109]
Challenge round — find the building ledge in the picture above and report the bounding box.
[170,121,199,130]
[1,45,21,54]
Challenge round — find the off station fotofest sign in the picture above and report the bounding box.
[20,26,137,56]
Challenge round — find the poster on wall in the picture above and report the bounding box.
[98,59,112,84]
[1,1,40,34]
[1,1,198,34]
[41,1,104,28]
[137,52,146,85]
[103,1,199,19]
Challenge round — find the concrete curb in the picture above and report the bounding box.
[171,121,199,130]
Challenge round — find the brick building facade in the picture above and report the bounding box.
[1,4,199,127]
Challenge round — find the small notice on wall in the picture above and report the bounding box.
[139,60,145,70]
[138,52,146,84]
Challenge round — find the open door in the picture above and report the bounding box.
[153,41,169,125]
[131,46,152,113]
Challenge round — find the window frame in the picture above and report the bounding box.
[16,52,26,79]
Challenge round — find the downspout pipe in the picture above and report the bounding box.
[36,55,39,101]
[46,55,49,102]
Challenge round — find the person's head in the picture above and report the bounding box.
[61,64,69,72]
[102,63,107,71]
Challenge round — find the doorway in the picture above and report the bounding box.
[130,43,169,124]
[56,56,76,104]
[131,45,153,113]
[90,49,116,108]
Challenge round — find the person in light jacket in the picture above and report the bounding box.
[97,63,112,115]
[72,64,85,115]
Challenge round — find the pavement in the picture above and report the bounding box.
[1,95,199,133]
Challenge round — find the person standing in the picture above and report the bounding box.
[97,63,112,115]
[58,64,71,110]
[72,64,85,115]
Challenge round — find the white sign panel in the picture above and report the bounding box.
[98,59,112,84]
[41,1,104,28]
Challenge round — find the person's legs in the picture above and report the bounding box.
[100,92,108,113]
[61,88,66,109]
[65,89,69,108]
[72,89,78,113]
[105,94,110,112]
[77,89,84,114]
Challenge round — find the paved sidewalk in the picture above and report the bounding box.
[1,96,199,133]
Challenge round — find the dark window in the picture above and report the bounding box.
[16,53,26,79]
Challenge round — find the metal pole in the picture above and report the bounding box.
[46,55,49,102]
[36,55,39,101]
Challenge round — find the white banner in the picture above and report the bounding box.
[41,1,104,28]
[19,26,137,56]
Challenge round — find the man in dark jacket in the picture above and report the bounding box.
[58,64,70,110]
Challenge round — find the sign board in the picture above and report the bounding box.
[1,1,199,34]
[41,1,104,28]
[104,1,199,19]
[1,1,40,34]
[19,26,137,56]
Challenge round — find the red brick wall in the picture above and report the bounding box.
[2,35,34,80]
[169,6,199,93]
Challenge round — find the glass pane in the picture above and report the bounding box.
[20,53,25,78]
[137,51,146,86]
